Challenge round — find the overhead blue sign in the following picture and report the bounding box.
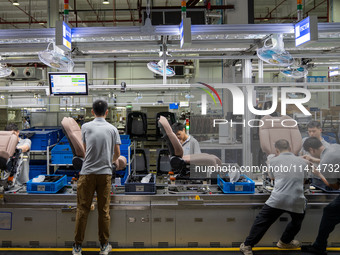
[180,18,191,48]
[55,21,72,51]
[62,22,72,50]
[295,16,318,47]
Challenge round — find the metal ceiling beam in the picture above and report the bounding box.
[187,0,200,7]
[255,16,328,21]
[55,5,234,14]
[305,0,327,16]
[0,16,19,29]
[2,22,340,41]
[264,0,287,19]
[85,0,105,26]
[126,0,136,25]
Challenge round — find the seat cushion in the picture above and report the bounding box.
[61,117,85,158]
[0,131,17,161]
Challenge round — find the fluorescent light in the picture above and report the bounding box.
[103,0,109,4]
[12,0,20,5]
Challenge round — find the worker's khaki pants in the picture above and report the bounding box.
[74,174,112,246]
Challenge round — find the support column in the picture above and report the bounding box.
[330,0,340,22]
[85,59,93,83]
[47,1,61,111]
[222,62,236,144]
[47,0,60,28]
[242,59,253,170]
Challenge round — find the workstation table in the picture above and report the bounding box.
[1,191,339,249]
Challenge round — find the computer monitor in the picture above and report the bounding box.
[48,72,88,96]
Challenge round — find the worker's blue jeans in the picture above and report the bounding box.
[244,204,305,247]
[313,194,340,251]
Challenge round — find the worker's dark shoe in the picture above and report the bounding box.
[301,245,327,255]
[99,242,112,255]
[277,239,300,249]
[72,244,82,255]
[240,243,253,255]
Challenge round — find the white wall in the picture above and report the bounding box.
[224,0,249,24]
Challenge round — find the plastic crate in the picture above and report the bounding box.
[54,168,80,183]
[20,130,56,151]
[120,135,130,140]
[24,127,64,143]
[121,139,131,145]
[120,144,131,162]
[125,174,156,195]
[59,136,69,143]
[51,144,73,164]
[26,174,67,194]
[29,160,47,179]
[115,169,129,185]
[217,174,255,194]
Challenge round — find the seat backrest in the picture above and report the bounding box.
[61,117,85,158]
[259,115,302,155]
[131,148,148,174]
[126,112,148,137]
[157,149,171,174]
[0,131,18,169]
[156,112,176,137]
[158,116,183,158]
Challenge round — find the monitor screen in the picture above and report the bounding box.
[49,72,88,96]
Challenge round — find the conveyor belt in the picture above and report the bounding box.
[0,248,340,254]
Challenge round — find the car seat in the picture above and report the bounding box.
[158,116,221,179]
[0,131,23,189]
[126,112,148,138]
[156,112,176,138]
[61,117,127,171]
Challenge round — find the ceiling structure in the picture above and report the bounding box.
[0,0,336,72]
[0,0,329,29]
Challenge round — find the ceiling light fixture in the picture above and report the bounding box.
[12,0,20,6]
[103,0,109,4]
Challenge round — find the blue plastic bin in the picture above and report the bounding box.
[23,127,64,143]
[217,174,255,194]
[51,144,73,164]
[27,174,67,194]
[59,136,69,143]
[125,174,156,195]
[121,139,131,144]
[20,130,55,151]
[29,160,47,179]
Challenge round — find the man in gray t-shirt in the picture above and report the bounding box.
[73,100,121,255]
[240,139,308,255]
[172,122,201,155]
[5,123,31,186]
[301,137,340,255]
[300,120,329,157]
